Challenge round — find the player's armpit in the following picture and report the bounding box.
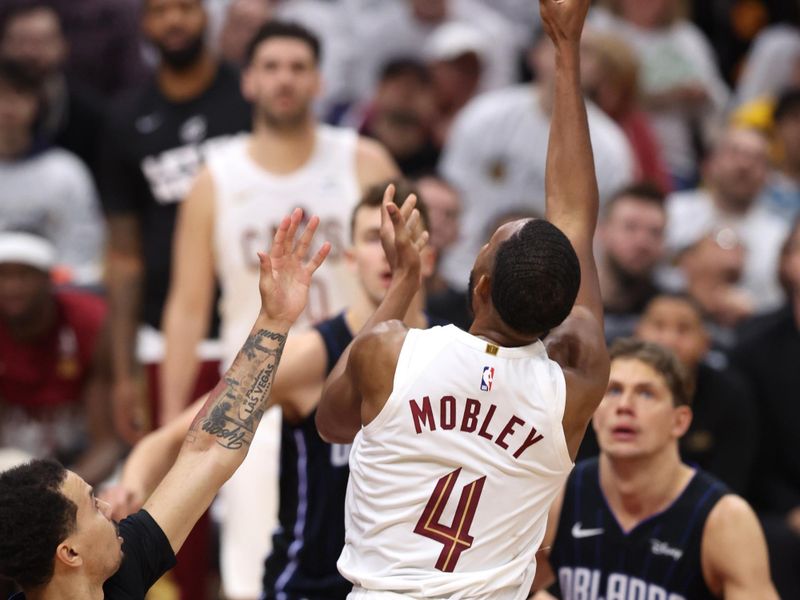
[701,495,780,600]
[545,306,609,460]
[270,329,328,421]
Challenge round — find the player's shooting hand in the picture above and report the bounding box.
[257,208,331,327]
[539,0,590,46]
[100,484,144,521]
[380,183,429,285]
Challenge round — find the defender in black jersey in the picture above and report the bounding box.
[102,181,440,600]
[532,339,777,600]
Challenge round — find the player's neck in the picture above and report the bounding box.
[28,573,103,600]
[157,51,217,103]
[469,316,539,348]
[248,118,316,174]
[346,290,428,333]
[599,448,694,532]
[0,128,32,160]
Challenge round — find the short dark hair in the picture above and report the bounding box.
[0,460,77,588]
[609,338,693,407]
[350,178,429,241]
[602,181,666,220]
[379,58,430,85]
[245,20,321,66]
[491,219,581,335]
[642,291,708,324]
[774,87,800,123]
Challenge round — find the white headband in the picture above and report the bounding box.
[0,232,56,271]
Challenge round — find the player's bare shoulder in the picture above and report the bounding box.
[354,136,399,188]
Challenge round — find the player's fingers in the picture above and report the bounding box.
[295,215,320,259]
[284,208,303,254]
[271,215,290,259]
[406,208,422,238]
[381,183,396,207]
[387,203,409,243]
[399,193,417,221]
[413,230,430,252]
[306,241,331,275]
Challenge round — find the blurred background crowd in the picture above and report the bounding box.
[0,0,798,599]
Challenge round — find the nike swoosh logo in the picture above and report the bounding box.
[136,114,163,134]
[571,522,604,538]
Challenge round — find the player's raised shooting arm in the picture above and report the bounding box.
[317,186,428,443]
[540,0,602,326]
[142,209,329,554]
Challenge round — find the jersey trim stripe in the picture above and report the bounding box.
[275,430,310,596]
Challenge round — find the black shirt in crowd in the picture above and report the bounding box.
[11,509,175,600]
[98,63,250,332]
[732,305,800,515]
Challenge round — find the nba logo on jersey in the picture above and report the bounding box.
[480,367,495,391]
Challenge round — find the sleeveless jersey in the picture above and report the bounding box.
[549,458,728,600]
[263,312,355,600]
[338,324,573,599]
[264,313,449,600]
[207,125,360,365]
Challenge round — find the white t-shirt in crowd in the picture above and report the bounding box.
[0,148,104,285]
[438,84,634,291]
[343,0,520,103]
[589,8,730,181]
[665,188,790,312]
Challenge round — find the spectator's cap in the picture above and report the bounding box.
[774,87,800,122]
[424,22,487,63]
[0,232,55,272]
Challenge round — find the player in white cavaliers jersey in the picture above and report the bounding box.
[316,1,610,597]
[159,22,397,600]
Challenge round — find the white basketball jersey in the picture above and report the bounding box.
[207,125,360,364]
[339,325,573,599]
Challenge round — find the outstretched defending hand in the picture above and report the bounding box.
[379,183,429,285]
[257,208,331,327]
[539,0,590,46]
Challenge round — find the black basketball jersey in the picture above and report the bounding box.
[262,312,354,600]
[549,458,728,600]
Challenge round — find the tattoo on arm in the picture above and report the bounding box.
[187,328,287,450]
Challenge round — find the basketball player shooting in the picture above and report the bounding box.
[315,0,610,597]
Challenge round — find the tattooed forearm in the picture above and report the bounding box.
[188,328,287,450]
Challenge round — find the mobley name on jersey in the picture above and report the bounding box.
[408,394,546,460]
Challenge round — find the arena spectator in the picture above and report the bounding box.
[764,87,800,219]
[0,60,104,286]
[591,0,730,189]
[580,32,671,192]
[636,294,758,494]
[47,0,147,97]
[438,31,633,291]
[598,183,667,343]
[98,0,250,442]
[424,21,488,146]
[217,0,273,67]
[348,59,440,178]
[732,217,800,599]
[0,1,105,175]
[417,175,470,329]
[666,125,789,314]
[0,232,121,486]
[343,0,519,104]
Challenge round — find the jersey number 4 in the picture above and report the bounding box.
[413,468,486,572]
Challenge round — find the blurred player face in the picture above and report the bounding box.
[417,177,460,253]
[58,470,123,580]
[0,7,66,78]
[593,358,691,461]
[243,37,320,130]
[0,81,38,137]
[0,263,50,324]
[636,297,709,370]
[600,197,665,278]
[142,0,207,70]
[348,205,434,306]
[706,128,769,211]
[218,0,272,67]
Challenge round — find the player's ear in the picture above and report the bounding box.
[55,540,83,569]
[672,404,692,438]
